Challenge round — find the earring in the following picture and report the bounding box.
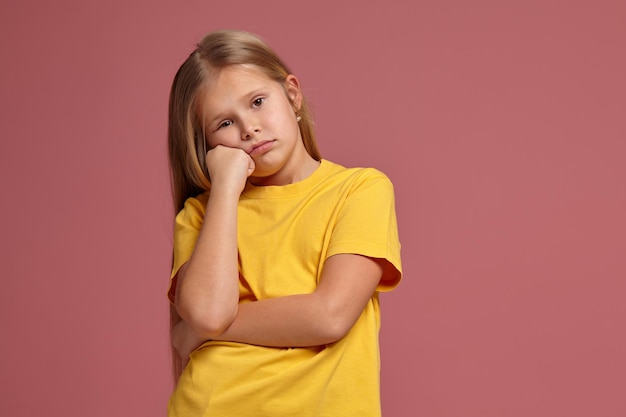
[296,114,302,122]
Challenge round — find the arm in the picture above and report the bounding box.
[171,319,206,368]
[175,146,255,337]
[213,253,388,347]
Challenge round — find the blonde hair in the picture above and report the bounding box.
[167,30,321,380]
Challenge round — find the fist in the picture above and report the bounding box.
[205,145,255,193]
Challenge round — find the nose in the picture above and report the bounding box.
[241,118,261,141]
[242,128,260,140]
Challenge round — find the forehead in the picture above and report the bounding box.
[203,65,278,100]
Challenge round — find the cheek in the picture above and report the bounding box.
[271,106,297,131]
[206,135,218,149]
[207,130,237,148]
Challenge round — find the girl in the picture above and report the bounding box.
[167,30,402,417]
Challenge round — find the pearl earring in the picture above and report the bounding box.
[296,115,302,122]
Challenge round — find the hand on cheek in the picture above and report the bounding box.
[205,145,255,194]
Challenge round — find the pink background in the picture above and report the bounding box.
[1,1,625,416]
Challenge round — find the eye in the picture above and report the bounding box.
[217,120,233,130]
[252,97,265,107]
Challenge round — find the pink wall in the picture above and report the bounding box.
[1,1,624,416]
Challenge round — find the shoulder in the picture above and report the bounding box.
[175,191,210,226]
[323,160,395,194]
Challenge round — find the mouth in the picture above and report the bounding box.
[248,140,275,156]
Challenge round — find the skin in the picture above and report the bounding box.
[173,65,387,366]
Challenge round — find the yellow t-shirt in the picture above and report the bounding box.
[168,160,402,417]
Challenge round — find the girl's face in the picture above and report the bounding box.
[200,65,316,186]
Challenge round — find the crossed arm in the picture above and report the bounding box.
[172,253,386,365]
[174,252,386,355]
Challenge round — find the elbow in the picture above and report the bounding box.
[174,282,238,338]
[321,323,350,344]
[194,314,236,339]
[177,303,238,339]
[318,309,355,344]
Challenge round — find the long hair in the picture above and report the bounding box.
[167,30,321,380]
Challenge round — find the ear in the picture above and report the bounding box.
[284,74,303,111]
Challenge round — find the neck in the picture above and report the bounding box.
[249,156,320,187]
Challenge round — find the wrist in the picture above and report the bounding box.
[210,182,245,199]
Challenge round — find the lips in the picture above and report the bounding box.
[248,140,275,156]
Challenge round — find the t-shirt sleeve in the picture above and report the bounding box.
[326,170,402,291]
[167,193,208,303]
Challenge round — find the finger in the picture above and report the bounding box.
[247,156,256,177]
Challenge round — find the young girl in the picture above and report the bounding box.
[166,30,402,417]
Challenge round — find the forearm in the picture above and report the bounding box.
[213,292,341,347]
[213,254,385,348]
[176,187,241,336]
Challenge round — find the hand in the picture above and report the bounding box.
[172,320,207,368]
[205,145,255,194]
